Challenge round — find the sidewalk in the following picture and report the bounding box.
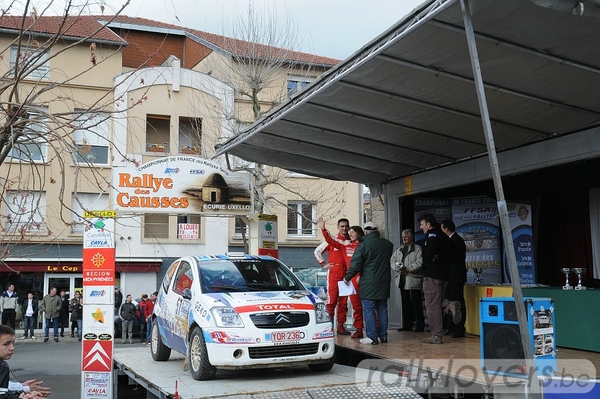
[14,331,82,343]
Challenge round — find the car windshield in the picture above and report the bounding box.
[199,259,304,293]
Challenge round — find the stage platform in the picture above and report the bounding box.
[335,330,600,397]
[113,330,600,398]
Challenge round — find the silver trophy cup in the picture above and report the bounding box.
[561,268,573,290]
[573,268,587,290]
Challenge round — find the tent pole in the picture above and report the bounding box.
[459,0,541,396]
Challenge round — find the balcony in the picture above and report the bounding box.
[146,143,169,153]
[180,145,200,155]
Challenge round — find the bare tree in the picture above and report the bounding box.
[191,2,346,249]
[0,0,162,262]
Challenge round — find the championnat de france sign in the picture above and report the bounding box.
[112,156,253,215]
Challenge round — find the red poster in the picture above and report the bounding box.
[83,248,115,285]
[82,340,113,372]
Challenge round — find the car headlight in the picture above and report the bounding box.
[211,307,244,327]
[315,302,330,324]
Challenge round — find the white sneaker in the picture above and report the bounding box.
[359,337,374,345]
[30,335,36,339]
[21,336,27,340]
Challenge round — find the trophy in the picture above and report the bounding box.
[573,268,587,290]
[561,268,573,290]
[472,267,483,285]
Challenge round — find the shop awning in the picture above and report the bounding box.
[1,258,163,273]
[214,0,600,186]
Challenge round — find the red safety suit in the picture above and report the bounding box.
[320,229,363,330]
[314,233,349,324]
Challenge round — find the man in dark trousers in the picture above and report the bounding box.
[418,213,461,344]
[441,220,467,338]
[343,222,394,346]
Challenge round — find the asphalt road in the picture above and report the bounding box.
[9,337,147,398]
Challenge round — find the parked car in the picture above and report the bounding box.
[150,252,335,380]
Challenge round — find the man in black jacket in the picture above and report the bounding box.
[441,220,467,338]
[418,214,462,344]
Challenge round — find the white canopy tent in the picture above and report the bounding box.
[215,0,600,386]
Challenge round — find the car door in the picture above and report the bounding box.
[167,259,195,355]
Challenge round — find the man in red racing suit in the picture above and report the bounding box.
[318,217,364,338]
[314,218,351,335]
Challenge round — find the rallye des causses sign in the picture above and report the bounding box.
[112,156,253,215]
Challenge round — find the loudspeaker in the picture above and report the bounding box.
[480,297,556,377]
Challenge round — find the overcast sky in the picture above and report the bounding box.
[101,0,426,60]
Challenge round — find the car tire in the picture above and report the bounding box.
[150,318,171,361]
[114,323,121,339]
[189,327,216,380]
[308,353,335,372]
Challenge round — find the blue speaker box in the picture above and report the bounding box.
[480,297,556,377]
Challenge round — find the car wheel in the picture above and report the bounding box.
[150,318,171,361]
[308,353,335,372]
[114,323,121,338]
[189,327,216,380]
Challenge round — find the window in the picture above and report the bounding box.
[172,261,193,297]
[234,217,249,237]
[287,75,314,98]
[146,115,170,153]
[177,215,201,239]
[70,193,109,234]
[287,201,315,236]
[144,214,169,239]
[72,112,111,165]
[179,117,201,155]
[7,112,48,162]
[9,46,50,80]
[4,190,46,234]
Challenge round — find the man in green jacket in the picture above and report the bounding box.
[343,222,393,345]
[40,287,62,342]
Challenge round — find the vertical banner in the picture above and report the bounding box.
[81,211,115,399]
[413,198,451,243]
[257,214,278,258]
[503,202,535,284]
[451,196,502,284]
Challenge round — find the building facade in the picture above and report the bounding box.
[0,15,360,311]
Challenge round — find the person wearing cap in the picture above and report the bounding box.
[314,218,352,335]
[343,221,394,345]
[418,213,462,345]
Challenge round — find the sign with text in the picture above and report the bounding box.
[257,214,278,258]
[82,211,115,399]
[178,223,199,239]
[452,196,502,284]
[503,202,535,284]
[112,156,253,215]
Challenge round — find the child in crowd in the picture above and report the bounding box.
[0,325,49,398]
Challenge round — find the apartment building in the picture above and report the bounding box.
[0,15,360,303]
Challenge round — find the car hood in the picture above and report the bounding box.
[203,290,318,313]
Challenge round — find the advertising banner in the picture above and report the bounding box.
[414,198,451,243]
[257,214,278,258]
[112,156,253,215]
[451,196,502,284]
[82,211,115,399]
[503,202,536,284]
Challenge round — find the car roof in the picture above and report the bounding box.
[191,253,275,262]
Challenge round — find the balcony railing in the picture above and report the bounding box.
[146,143,170,153]
[179,145,200,155]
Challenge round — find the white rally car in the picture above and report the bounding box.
[150,253,335,380]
